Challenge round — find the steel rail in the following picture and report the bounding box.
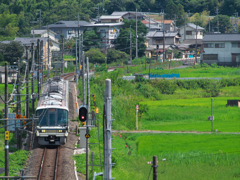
[37,147,46,180]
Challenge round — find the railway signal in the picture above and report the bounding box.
[79,105,87,122]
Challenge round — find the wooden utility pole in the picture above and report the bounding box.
[26,47,29,118]
[17,57,22,150]
[130,25,132,64]
[31,42,35,115]
[37,39,40,100]
[5,62,9,179]
[153,156,158,180]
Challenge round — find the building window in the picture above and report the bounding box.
[200,31,203,35]
[204,43,214,48]
[186,31,192,35]
[68,30,74,34]
[55,30,62,34]
[232,43,240,47]
[215,43,225,48]
[156,39,163,44]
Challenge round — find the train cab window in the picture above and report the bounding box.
[49,113,56,126]
[57,109,68,126]
[37,109,47,126]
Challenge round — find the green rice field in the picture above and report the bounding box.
[140,97,240,132]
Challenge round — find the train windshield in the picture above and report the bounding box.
[36,109,68,126]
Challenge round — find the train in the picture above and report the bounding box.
[36,76,69,145]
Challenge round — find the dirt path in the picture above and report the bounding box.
[112,130,240,134]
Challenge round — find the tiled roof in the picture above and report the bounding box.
[182,39,202,45]
[31,29,57,35]
[146,31,179,37]
[111,11,146,17]
[14,37,49,47]
[156,20,174,24]
[100,15,122,19]
[202,33,240,42]
[43,21,91,28]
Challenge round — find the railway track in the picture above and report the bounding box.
[61,72,75,80]
[37,147,59,180]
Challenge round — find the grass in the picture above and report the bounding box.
[141,66,240,78]
[140,97,240,132]
[74,64,240,179]
[0,128,28,176]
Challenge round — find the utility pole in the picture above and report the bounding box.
[105,31,107,64]
[82,51,85,105]
[162,9,165,62]
[38,9,42,29]
[75,38,78,85]
[188,10,191,23]
[209,17,210,33]
[234,11,238,33]
[130,25,132,65]
[215,7,219,32]
[86,57,90,180]
[104,79,113,180]
[184,14,186,40]
[5,62,9,179]
[79,33,81,80]
[17,57,22,150]
[40,40,43,89]
[47,26,50,80]
[195,24,198,64]
[26,47,29,118]
[78,13,80,80]
[62,37,64,73]
[153,156,158,180]
[37,39,40,100]
[136,8,138,58]
[174,15,177,31]
[31,42,35,115]
[30,19,37,38]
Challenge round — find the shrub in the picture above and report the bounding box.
[85,48,105,64]
[95,64,107,72]
[211,63,219,68]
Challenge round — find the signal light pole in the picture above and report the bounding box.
[5,62,9,179]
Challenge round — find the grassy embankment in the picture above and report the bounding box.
[74,65,240,179]
[0,82,39,176]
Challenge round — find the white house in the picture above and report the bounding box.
[31,29,60,51]
[201,33,240,66]
[84,22,124,48]
[0,66,17,83]
[179,23,204,43]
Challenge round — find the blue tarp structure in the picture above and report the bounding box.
[149,73,180,78]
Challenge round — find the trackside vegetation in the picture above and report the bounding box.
[74,64,240,179]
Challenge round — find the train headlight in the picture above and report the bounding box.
[59,130,63,133]
[41,130,46,133]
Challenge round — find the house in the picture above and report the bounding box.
[43,21,91,39]
[99,16,123,23]
[146,31,181,58]
[84,22,124,48]
[0,66,17,83]
[31,29,60,51]
[201,33,240,66]
[111,11,146,20]
[14,37,53,69]
[141,19,161,28]
[155,20,176,31]
[178,23,204,42]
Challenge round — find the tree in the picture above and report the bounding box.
[83,28,101,51]
[1,41,24,64]
[165,0,177,19]
[85,48,105,63]
[107,49,129,64]
[176,3,185,27]
[116,19,147,59]
[208,15,232,33]
[105,0,125,14]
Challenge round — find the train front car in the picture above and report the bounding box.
[36,76,69,145]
